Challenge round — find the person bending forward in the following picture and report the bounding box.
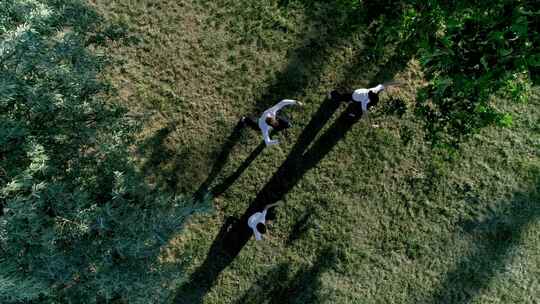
[247,202,280,241]
[241,99,299,146]
[329,84,385,118]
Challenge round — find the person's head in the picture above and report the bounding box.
[265,116,280,128]
[368,90,380,107]
[256,223,267,234]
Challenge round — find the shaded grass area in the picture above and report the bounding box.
[426,181,540,304]
[92,0,540,303]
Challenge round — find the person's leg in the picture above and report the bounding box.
[241,116,260,130]
[329,90,353,102]
[346,102,363,119]
[265,205,278,221]
[274,115,291,132]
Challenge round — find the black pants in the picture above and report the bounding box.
[244,115,291,132]
[330,90,363,117]
[330,90,353,103]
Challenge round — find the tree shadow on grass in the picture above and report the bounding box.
[424,176,540,304]
[233,247,338,304]
[137,123,179,190]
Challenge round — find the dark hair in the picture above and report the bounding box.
[256,223,267,234]
[368,91,379,108]
[265,116,279,128]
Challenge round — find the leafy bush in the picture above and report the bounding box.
[0,1,208,302]
[408,0,537,148]
[336,0,537,148]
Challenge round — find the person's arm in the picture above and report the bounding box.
[382,80,403,88]
[361,100,369,115]
[369,84,385,94]
[264,201,281,211]
[261,124,279,146]
[267,99,297,114]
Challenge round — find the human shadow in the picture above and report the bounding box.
[192,121,264,201]
[173,28,417,304]
[209,142,266,198]
[423,178,540,304]
[140,5,361,195]
[173,1,418,302]
[233,247,338,304]
[196,124,309,201]
[217,101,362,252]
[172,96,342,304]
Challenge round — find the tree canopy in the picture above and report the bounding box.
[0,1,208,302]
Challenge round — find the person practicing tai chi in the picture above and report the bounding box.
[241,99,301,146]
[329,82,398,118]
[247,202,281,241]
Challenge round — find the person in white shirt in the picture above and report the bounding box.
[247,202,281,241]
[329,84,385,118]
[241,99,300,146]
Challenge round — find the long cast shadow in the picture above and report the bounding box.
[209,142,266,197]
[156,4,364,195]
[196,123,313,200]
[172,96,343,304]
[195,127,296,200]
[173,2,418,302]
[173,26,418,304]
[220,101,363,252]
[193,122,266,201]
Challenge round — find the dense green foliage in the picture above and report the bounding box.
[290,0,537,147]
[0,1,208,302]
[410,0,537,148]
[375,0,537,147]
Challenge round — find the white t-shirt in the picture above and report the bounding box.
[258,99,296,146]
[351,84,385,113]
[247,209,267,241]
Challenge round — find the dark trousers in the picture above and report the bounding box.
[330,90,353,103]
[244,115,291,132]
[330,90,363,117]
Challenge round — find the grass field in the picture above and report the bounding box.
[92,0,539,303]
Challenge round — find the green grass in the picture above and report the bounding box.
[93,0,539,303]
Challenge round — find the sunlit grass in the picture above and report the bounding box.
[93,0,540,303]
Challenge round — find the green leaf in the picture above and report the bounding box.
[499,114,513,127]
[527,54,540,67]
[511,16,528,37]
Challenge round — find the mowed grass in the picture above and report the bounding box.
[92,0,539,303]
